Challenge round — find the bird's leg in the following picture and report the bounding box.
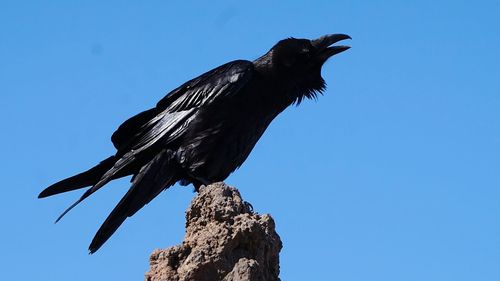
[187,173,211,192]
[192,182,201,193]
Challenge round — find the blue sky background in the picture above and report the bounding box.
[1,1,499,280]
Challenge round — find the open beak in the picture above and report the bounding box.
[311,34,351,60]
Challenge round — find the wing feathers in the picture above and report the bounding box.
[88,149,178,253]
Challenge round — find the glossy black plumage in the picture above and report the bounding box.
[39,34,350,253]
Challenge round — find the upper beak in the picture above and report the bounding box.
[311,34,351,59]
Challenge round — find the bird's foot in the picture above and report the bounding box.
[243,201,254,213]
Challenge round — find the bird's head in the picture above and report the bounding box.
[255,34,351,103]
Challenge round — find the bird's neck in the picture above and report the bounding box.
[253,51,321,106]
[253,51,276,77]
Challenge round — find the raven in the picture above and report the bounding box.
[39,34,350,253]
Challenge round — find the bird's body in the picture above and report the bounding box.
[39,34,350,253]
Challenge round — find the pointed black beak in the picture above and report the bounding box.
[311,34,351,60]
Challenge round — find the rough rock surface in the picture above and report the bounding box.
[145,182,282,281]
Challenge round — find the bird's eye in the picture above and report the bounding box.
[297,48,311,60]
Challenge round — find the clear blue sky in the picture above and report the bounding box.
[1,1,499,280]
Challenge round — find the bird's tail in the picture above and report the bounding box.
[89,149,179,253]
[38,156,118,198]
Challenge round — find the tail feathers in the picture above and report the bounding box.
[83,151,138,202]
[54,187,96,223]
[89,149,178,254]
[50,154,140,223]
[54,153,140,223]
[39,156,117,198]
[55,151,140,223]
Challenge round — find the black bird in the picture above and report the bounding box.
[39,34,351,253]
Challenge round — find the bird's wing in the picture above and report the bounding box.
[111,108,158,151]
[55,60,254,222]
[105,59,254,180]
[110,60,254,154]
[109,59,255,168]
